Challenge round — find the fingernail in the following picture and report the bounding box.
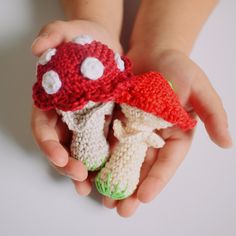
[48,157,67,168]
[66,174,84,182]
[31,33,49,48]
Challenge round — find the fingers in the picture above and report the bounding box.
[139,147,159,182]
[41,140,69,167]
[31,106,69,167]
[137,130,193,203]
[31,21,66,56]
[116,194,140,218]
[190,70,232,148]
[32,106,88,181]
[72,179,92,196]
[102,197,118,209]
[55,157,88,182]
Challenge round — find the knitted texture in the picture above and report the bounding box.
[32,35,197,199]
[33,40,132,112]
[32,38,196,130]
[96,104,172,199]
[115,72,197,131]
[58,101,114,171]
[32,36,131,171]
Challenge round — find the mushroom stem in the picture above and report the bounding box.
[96,104,172,199]
[57,101,114,171]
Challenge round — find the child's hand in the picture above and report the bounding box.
[102,48,232,217]
[31,20,122,195]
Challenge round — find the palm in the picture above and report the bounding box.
[138,52,198,198]
[102,50,197,215]
[32,21,231,216]
[102,49,231,217]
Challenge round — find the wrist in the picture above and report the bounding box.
[129,33,192,59]
[61,0,123,41]
[127,45,186,74]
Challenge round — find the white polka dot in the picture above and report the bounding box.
[38,48,56,65]
[80,57,104,80]
[72,35,93,45]
[114,53,125,71]
[42,70,62,94]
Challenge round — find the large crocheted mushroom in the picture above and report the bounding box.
[32,35,196,199]
[33,35,132,171]
[96,72,197,199]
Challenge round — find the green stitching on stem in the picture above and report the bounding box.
[95,172,131,200]
[82,157,107,171]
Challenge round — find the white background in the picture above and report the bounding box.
[0,0,235,235]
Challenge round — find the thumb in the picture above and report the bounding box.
[190,69,232,148]
[31,20,65,56]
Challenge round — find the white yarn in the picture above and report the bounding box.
[72,35,93,45]
[80,57,104,80]
[114,53,125,71]
[98,104,173,198]
[58,102,114,171]
[42,70,62,94]
[38,48,56,65]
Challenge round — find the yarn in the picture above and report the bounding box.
[72,35,93,45]
[33,41,131,112]
[115,72,197,130]
[42,70,62,94]
[58,101,114,171]
[32,35,197,199]
[38,48,57,65]
[80,57,105,80]
[96,104,171,199]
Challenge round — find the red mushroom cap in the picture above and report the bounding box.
[115,72,197,130]
[33,40,131,111]
[32,38,196,130]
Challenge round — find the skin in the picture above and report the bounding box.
[31,0,232,218]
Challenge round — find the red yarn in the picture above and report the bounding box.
[33,41,132,111]
[32,40,196,131]
[115,72,196,130]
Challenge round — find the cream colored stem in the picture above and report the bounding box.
[58,101,114,170]
[97,105,167,198]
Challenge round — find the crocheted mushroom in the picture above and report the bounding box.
[32,35,196,199]
[95,72,197,199]
[32,35,132,171]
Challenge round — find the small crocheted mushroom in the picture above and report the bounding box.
[32,35,131,171]
[95,72,197,199]
[32,35,196,199]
